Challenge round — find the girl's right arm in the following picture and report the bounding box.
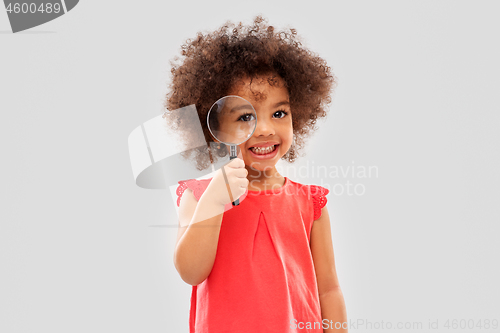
[173,157,248,286]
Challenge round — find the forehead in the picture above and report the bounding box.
[228,75,289,105]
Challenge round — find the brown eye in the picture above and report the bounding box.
[273,110,288,119]
[237,113,256,122]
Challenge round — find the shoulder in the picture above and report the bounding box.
[176,178,213,207]
[309,184,329,220]
[286,178,330,220]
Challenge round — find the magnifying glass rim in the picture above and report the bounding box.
[207,95,257,146]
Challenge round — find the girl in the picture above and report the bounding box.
[164,17,347,333]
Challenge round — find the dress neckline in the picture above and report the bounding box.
[246,177,290,194]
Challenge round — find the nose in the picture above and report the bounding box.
[253,116,275,137]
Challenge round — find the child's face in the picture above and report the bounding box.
[227,75,293,173]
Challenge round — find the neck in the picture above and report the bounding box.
[245,165,285,191]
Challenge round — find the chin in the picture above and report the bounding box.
[249,163,274,172]
[244,155,280,172]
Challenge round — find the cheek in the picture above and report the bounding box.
[238,143,250,160]
[282,124,294,147]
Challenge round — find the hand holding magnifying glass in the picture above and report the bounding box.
[207,96,257,206]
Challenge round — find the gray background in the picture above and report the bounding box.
[1,1,499,332]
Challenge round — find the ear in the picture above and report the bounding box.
[208,141,222,150]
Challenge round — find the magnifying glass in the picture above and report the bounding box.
[207,95,257,206]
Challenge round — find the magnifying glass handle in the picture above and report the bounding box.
[229,145,240,206]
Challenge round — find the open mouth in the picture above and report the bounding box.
[248,144,279,158]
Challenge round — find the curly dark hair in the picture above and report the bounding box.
[163,16,336,171]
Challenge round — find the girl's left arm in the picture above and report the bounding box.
[310,206,348,333]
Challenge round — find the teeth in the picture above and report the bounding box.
[250,145,276,155]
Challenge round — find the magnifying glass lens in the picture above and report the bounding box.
[207,96,257,146]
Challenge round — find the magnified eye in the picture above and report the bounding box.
[273,110,288,119]
[237,113,256,122]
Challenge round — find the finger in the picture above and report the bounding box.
[239,177,249,188]
[234,167,248,178]
[225,157,244,169]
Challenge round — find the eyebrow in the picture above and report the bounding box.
[230,104,255,112]
[273,101,290,108]
[230,101,290,112]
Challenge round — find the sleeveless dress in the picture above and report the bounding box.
[176,177,329,333]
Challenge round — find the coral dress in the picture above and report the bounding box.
[176,177,329,333]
